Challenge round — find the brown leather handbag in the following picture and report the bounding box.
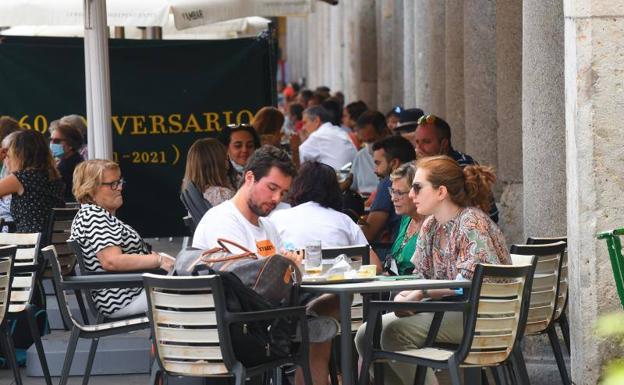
[188,238,302,307]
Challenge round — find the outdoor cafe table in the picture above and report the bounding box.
[300,277,472,385]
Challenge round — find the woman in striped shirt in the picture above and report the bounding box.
[70,160,174,318]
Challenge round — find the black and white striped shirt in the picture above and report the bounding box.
[70,204,147,316]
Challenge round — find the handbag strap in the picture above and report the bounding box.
[217,238,255,254]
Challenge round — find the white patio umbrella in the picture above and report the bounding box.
[1,16,272,40]
[0,0,315,159]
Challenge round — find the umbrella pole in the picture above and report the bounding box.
[83,0,113,160]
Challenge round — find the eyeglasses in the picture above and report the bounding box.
[227,123,253,129]
[411,182,431,194]
[417,114,437,125]
[388,187,410,198]
[101,178,125,190]
[50,138,65,144]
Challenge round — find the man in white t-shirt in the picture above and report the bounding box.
[193,146,294,256]
[193,146,342,385]
[298,105,357,170]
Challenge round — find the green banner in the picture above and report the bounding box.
[0,35,275,237]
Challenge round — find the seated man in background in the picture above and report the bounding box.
[413,114,499,222]
[298,105,357,170]
[361,136,416,257]
[350,110,390,196]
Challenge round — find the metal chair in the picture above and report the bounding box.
[0,246,19,384]
[142,273,313,385]
[41,207,89,328]
[41,245,149,385]
[180,181,212,229]
[526,236,569,352]
[358,261,536,385]
[0,233,52,385]
[510,241,569,385]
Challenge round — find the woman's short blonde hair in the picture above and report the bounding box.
[73,159,120,204]
[389,161,416,185]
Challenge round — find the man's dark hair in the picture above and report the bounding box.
[289,103,304,121]
[244,145,297,182]
[321,98,342,126]
[372,136,415,164]
[300,89,313,102]
[303,105,332,124]
[356,110,387,134]
[346,101,368,122]
[289,161,342,211]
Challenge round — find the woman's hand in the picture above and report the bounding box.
[157,252,175,272]
[280,249,304,265]
[393,290,425,318]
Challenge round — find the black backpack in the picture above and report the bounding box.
[192,265,299,367]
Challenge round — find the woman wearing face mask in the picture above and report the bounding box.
[220,124,260,188]
[0,130,65,233]
[50,122,85,201]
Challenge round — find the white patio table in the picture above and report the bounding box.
[301,277,473,385]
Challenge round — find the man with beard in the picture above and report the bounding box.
[193,145,342,385]
[361,136,416,256]
[193,145,296,254]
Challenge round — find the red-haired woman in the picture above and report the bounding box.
[355,155,511,385]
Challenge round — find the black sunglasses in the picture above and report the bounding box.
[411,182,430,194]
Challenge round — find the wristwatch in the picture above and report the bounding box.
[422,289,430,299]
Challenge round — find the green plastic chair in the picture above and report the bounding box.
[597,229,624,308]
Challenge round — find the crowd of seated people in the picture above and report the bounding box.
[0,80,512,385]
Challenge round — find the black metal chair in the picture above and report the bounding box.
[358,261,536,385]
[510,241,570,385]
[526,236,569,353]
[0,233,52,385]
[142,273,313,385]
[0,246,20,384]
[41,207,89,328]
[42,245,150,385]
[180,181,212,229]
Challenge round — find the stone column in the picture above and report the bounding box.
[444,0,465,151]
[413,1,446,116]
[496,0,523,244]
[464,0,497,167]
[522,1,566,239]
[402,0,416,107]
[391,0,404,107]
[565,1,624,383]
[285,17,308,84]
[357,1,378,108]
[376,0,396,112]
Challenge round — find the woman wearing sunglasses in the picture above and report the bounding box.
[70,160,174,318]
[355,155,511,385]
[0,129,65,233]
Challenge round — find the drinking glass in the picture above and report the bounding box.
[304,240,323,275]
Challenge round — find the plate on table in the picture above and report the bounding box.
[302,277,377,285]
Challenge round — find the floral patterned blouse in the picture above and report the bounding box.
[410,207,511,280]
